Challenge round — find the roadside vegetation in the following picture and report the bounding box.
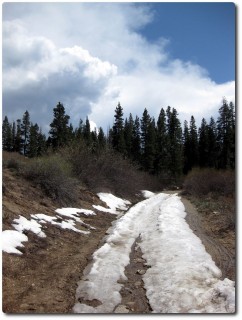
[2,97,235,204]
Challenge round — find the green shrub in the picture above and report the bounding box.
[22,155,78,205]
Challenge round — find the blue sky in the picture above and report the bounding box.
[141,2,235,84]
[2,2,235,132]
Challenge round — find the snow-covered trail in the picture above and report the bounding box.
[73,192,235,313]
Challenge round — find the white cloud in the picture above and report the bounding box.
[2,3,235,131]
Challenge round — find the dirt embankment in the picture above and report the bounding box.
[181,196,235,281]
[2,169,119,313]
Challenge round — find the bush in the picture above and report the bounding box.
[61,145,162,199]
[183,168,235,197]
[22,155,79,206]
[6,158,21,171]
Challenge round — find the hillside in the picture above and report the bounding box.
[2,168,122,313]
[2,166,235,313]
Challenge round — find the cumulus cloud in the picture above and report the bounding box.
[3,19,117,130]
[2,2,235,132]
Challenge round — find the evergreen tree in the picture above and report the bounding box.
[198,118,209,167]
[12,121,16,152]
[2,116,12,151]
[49,102,70,149]
[189,115,199,168]
[207,117,218,168]
[28,123,40,158]
[15,119,22,153]
[155,108,168,174]
[83,117,91,146]
[229,101,235,169]
[37,129,47,156]
[217,98,234,169]
[21,110,30,156]
[112,103,126,153]
[131,116,141,164]
[124,114,134,158]
[97,127,106,150]
[166,107,183,178]
[183,120,190,174]
[141,109,156,172]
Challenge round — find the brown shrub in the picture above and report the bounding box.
[61,145,162,199]
[22,155,79,206]
[183,168,235,197]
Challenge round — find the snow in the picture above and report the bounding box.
[93,193,131,214]
[12,215,46,238]
[141,190,156,198]
[2,230,28,255]
[73,192,235,314]
[3,206,96,255]
[55,208,95,218]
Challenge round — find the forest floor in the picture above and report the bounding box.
[2,168,235,313]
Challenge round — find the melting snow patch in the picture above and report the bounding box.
[12,215,46,238]
[55,208,95,219]
[3,206,96,255]
[93,193,131,214]
[2,230,28,254]
[141,190,156,198]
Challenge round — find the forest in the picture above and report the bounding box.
[2,98,235,181]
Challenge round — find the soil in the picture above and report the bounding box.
[2,168,117,313]
[2,169,235,313]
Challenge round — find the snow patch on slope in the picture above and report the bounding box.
[2,230,28,255]
[93,193,131,214]
[2,207,96,254]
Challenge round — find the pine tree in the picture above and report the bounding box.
[166,107,183,178]
[15,119,23,153]
[124,114,134,158]
[198,118,209,167]
[83,117,91,146]
[141,109,156,172]
[12,121,16,152]
[217,98,234,169]
[131,116,141,164]
[97,127,106,150]
[21,110,30,156]
[49,102,70,149]
[155,108,168,174]
[183,120,190,174]
[207,117,218,168]
[37,129,47,156]
[28,123,40,158]
[189,115,199,168]
[112,103,126,154]
[2,116,12,151]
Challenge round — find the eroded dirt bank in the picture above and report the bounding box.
[181,196,235,281]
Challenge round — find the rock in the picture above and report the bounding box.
[114,305,130,313]
[134,258,144,263]
[136,269,146,275]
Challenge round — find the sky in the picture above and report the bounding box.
[2,1,235,134]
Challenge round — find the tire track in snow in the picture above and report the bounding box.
[73,193,235,313]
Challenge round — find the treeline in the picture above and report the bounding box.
[2,98,235,178]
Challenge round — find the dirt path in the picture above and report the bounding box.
[116,236,152,313]
[112,192,235,313]
[181,196,235,281]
